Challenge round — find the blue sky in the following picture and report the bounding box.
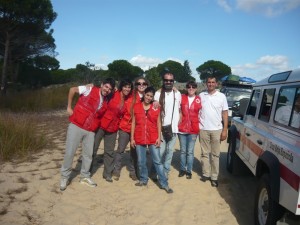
[50,0,300,81]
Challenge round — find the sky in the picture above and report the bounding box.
[50,0,300,82]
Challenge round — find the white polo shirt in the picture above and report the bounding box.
[199,91,228,130]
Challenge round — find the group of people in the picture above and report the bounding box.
[59,70,229,194]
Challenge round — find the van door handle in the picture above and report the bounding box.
[246,133,250,136]
[257,140,263,145]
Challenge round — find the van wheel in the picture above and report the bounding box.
[254,174,284,225]
[226,138,236,173]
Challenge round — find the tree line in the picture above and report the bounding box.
[0,0,232,95]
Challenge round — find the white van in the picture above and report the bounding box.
[227,69,300,225]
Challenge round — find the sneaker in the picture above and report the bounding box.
[211,180,218,187]
[129,173,138,181]
[112,172,120,181]
[103,176,113,183]
[178,170,186,177]
[162,186,173,194]
[135,181,147,187]
[60,178,69,191]
[200,176,210,182]
[80,177,97,187]
[186,172,192,179]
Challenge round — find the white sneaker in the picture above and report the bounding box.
[80,177,97,187]
[60,178,69,191]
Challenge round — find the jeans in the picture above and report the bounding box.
[136,145,149,184]
[136,145,168,188]
[160,133,177,175]
[178,133,198,173]
[149,145,168,188]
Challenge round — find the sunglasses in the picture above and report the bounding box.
[135,82,147,86]
[163,79,174,83]
[187,86,197,89]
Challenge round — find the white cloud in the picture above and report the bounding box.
[129,55,162,71]
[231,54,291,81]
[217,0,233,12]
[218,0,300,17]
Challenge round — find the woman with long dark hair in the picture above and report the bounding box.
[131,86,173,193]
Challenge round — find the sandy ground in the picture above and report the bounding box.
[0,111,297,225]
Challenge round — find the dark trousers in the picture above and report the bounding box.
[93,128,117,179]
[114,130,137,176]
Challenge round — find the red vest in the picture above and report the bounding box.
[133,102,160,145]
[178,94,202,134]
[69,87,107,132]
[100,91,127,133]
[119,93,142,133]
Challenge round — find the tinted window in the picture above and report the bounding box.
[247,89,260,117]
[258,89,275,122]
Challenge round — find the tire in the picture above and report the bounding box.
[254,174,285,225]
[226,138,236,173]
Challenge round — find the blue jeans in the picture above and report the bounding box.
[160,133,177,175]
[136,145,168,188]
[149,145,168,188]
[136,145,149,184]
[178,133,198,173]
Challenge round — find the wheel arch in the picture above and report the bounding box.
[256,151,281,203]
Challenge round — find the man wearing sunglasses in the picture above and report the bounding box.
[152,69,181,180]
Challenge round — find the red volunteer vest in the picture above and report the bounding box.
[119,93,142,133]
[100,91,127,133]
[69,87,106,132]
[133,102,160,145]
[178,94,202,134]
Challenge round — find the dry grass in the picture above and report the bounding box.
[0,113,47,162]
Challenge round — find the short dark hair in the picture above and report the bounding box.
[161,67,174,78]
[102,78,116,89]
[186,80,197,88]
[205,75,218,83]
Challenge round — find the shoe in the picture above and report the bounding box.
[103,176,113,183]
[60,178,69,191]
[129,173,138,181]
[186,172,192,179]
[162,186,173,194]
[150,174,158,182]
[178,170,186,177]
[112,172,120,181]
[211,180,219,187]
[80,177,97,187]
[200,176,210,182]
[135,181,147,187]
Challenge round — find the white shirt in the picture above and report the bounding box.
[154,90,181,133]
[199,91,228,130]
